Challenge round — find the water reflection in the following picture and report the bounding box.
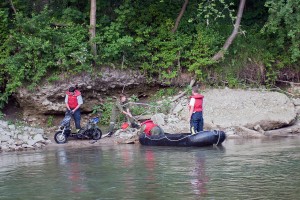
[56,149,88,193]
[0,151,45,171]
[144,149,158,192]
[120,145,136,199]
[0,138,299,200]
[190,145,225,198]
[190,151,208,196]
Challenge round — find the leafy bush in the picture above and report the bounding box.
[92,98,114,125]
[1,0,300,110]
[263,0,300,62]
[0,8,92,106]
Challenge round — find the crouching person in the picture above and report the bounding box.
[106,93,139,137]
[139,120,164,136]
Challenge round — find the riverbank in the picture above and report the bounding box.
[1,87,300,152]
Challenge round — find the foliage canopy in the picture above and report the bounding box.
[0,0,299,106]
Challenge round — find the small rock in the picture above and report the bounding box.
[27,139,36,146]
[21,144,34,149]
[254,124,265,134]
[8,125,16,130]
[33,134,45,143]
[0,135,11,142]
[1,144,9,151]
[292,98,300,106]
[151,113,166,126]
[0,120,8,127]
[172,104,184,114]
[44,139,52,144]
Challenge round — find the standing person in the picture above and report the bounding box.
[106,93,137,137]
[65,86,83,133]
[189,86,204,134]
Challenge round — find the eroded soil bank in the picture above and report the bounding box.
[1,69,300,151]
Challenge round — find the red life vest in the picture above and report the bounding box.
[141,120,158,136]
[66,90,81,109]
[190,94,204,112]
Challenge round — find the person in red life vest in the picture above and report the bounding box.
[139,120,164,136]
[65,86,83,132]
[189,86,204,134]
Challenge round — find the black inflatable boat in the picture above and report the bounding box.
[139,130,226,147]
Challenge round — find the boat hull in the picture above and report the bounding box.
[139,130,226,147]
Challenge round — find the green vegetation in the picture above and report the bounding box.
[0,0,299,107]
[92,97,114,125]
[47,115,54,127]
[0,111,4,119]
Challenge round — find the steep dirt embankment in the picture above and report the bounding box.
[14,67,192,125]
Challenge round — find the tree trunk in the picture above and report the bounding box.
[89,0,97,56]
[9,0,17,14]
[212,0,246,61]
[171,0,189,33]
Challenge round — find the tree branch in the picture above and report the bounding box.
[171,0,189,33]
[9,0,17,15]
[212,0,246,61]
[171,78,196,102]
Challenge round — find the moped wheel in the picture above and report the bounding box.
[54,131,67,144]
[92,128,102,140]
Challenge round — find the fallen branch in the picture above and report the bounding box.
[171,78,196,102]
[275,80,300,86]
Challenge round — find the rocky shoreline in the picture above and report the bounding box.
[1,87,300,152]
[111,88,300,144]
[0,120,51,152]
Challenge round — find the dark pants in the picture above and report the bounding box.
[190,111,203,134]
[71,109,81,129]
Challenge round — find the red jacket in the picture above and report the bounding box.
[141,120,158,136]
[190,94,204,112]
[66,90,81,109]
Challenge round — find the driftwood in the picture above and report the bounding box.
[276,80,300,86]
[171,78,196,102]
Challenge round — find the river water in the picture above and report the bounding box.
[1,137,300,200]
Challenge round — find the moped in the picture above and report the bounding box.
[54,110,102,144]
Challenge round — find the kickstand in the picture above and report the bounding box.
[102,133,111,138]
